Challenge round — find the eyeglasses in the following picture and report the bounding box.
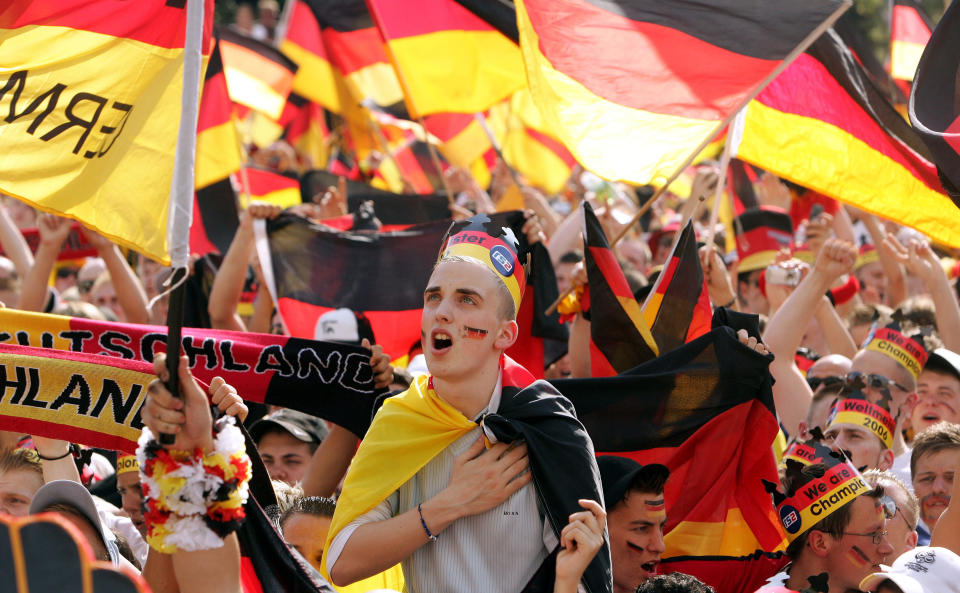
[845,371,909,393]
[880,495,915,530]
[841,529,888,545]
[808,375,844,391]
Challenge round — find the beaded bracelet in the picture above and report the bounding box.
[137,415,252,553]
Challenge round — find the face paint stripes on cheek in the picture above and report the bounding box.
[845,545,872,568]
[461,325,488,339]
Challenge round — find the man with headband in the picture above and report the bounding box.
[115,454,145,538]
[323,212,611,593]
[757,433,893,592]
[823,389,897,473]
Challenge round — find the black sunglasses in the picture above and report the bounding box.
[807,375,844,391]
[845,371,909,393]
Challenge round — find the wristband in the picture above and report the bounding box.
[37,444,74,461]
[418,503,438,543]
[827,275,860,306]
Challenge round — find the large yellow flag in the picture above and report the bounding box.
[0,0,213,264]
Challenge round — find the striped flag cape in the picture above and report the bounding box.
[217,26,297,120]
[193,36,242,256]
[512,0,849,185]
[732,28,960,247]
[259,213,451,362]
[909,0,960,203]
[642,221,712,354]
[366,0,524,117]
[890,0,933,87]
[0,0,214,265]
[0,309,382,442]
[554,310,788,593]
[583,202,658,375]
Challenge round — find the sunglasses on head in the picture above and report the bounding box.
[807,375,844,391]
[844,371,909,393]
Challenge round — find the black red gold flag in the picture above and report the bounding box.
[512,0,848,185]
[300,170,451,225]
[0,0,215,264]
[909,0,960,203]
[891,0,933,85]
[245,167,302,209]
[217,26,298,119]
[365,0,524,117]
[734,28,960,247]
[262,213,449,361]
[279,0,342,112]
[192,177,239,256]
[583,202,658,374]
[642,221,712,354]
[554,311,788,593]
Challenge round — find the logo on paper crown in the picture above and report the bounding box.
[765,429,867,542]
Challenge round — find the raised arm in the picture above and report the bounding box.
[763,239,857,436]
[208,203,283,331]
[83,227,150,324]
[17,214,71,311]
[0,203,33,278]
[862,213,906,307]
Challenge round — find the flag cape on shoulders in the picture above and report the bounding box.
[0,308,381,438]
[555,309,787,593]
[513,0,848,185]
[323,355,612,593]
[0,0,214,264]
[909,0,960,203]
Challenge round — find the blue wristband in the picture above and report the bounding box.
[418,503,438,543]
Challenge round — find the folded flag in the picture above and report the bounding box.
[217,26,297,119]
[554,310,787,593]
[733,28,960,247]
[583,202,658,374]
[909,0,960,202]
[0,308,380,439]
[513,0,849,185]
[642,221,712,354]
[260,213,450,361]
[0,0,214,264]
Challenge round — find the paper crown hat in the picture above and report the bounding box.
[855,243,880,270]
[766,430,868,542]
[116,454,139,475]
[826,385,897,450]
[437,212,527,312]
[734,206,794,273]
[861,311,933,380]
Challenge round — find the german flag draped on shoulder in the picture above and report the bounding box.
[0,0,214,264]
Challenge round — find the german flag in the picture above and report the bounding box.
[282,94,330,170]
[891,0,933,85]
[366,0,524,117]
[262,213,450,361]
[642,221,712,354]
[279,0,342,113]
[507,243,568,379]
[218,26,297,120]
[513,0,848,185]
[421,112,495,187]
[244,167,301,209]
[313,0,406,114]
[555,312,788,593]
[300,170,451,225]
[0,0,214,265]
[732,29,960,247]
[909,0,960,203]
[193,37,242,257]
[583,202,658,374]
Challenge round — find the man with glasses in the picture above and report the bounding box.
[756,435,894,592]
[864,469,919,559]
[910,422,960,545]
[800,355,852,438]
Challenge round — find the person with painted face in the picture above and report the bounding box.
[823,385,897,473]
[323,212,610,593]
[757,433,893,592]
[910,422,960,545]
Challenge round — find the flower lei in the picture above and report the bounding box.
[137,415,252,553]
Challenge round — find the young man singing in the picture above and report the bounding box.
[323,213,611,593]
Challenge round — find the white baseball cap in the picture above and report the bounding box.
[860,547,960,593]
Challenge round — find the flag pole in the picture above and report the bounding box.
[160,0,206,444]
[543,2,850,317]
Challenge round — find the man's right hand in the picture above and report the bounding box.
[434,437,532,520]
[811,238,856,283]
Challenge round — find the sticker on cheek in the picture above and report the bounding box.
[462,326,488,339]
